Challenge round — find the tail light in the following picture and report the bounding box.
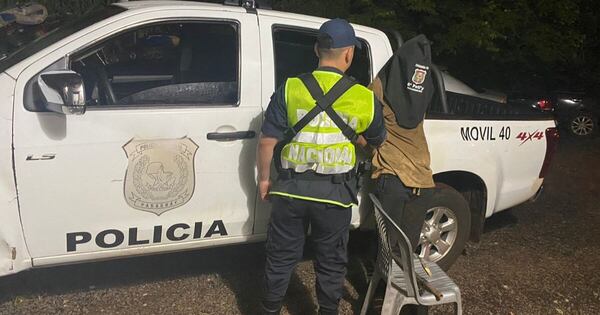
[539,127,559,178]
[537,99,553,111]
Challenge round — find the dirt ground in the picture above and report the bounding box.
[1,135,599,315]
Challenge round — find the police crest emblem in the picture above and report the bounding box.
[123,137,198,215]
[412,68,427,85]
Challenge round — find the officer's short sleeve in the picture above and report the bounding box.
[362,97,387,146]
[261,83,288,140]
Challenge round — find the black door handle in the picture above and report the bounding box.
[206,131,256,141]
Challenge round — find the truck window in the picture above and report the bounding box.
[25,20,240,111]
[76,21,239,107]
[272,26,371,88]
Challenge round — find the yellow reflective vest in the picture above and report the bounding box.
[269,70,376,207]
[279,70,375,174]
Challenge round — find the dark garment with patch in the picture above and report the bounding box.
[369,35,435,315]
[377,34,433,129]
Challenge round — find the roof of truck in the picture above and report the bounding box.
[112,1,383,35]
[114,1,247,12]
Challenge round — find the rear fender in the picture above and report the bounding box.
[431,157,498,219]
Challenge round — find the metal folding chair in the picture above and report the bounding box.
[360,193,463,315]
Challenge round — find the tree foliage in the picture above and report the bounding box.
[2,0,597,93]
[0,0,113,14]
[273,0,597,94]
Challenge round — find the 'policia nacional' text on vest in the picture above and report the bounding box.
[269,70,375,208]
[279,70,375,175]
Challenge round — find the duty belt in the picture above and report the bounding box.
[278,169,355,184]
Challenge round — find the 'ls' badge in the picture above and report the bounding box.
[123,137,198,215]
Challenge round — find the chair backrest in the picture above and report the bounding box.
[369,193,421,298]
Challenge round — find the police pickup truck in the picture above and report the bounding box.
[0,1,558,276]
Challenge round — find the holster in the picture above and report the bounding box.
[355,160,373,190]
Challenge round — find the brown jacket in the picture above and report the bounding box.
[370,77,435,188]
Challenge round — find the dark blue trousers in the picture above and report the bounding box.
[263,195,352,314]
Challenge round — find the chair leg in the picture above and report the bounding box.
[455,291,463,315]
[391,293,407,315]
[380,281,402,315]
[360,271,381,315]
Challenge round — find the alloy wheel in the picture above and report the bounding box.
[571,115,594,136]
[417,207,458,262]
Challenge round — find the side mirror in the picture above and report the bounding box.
[38,70,86,115]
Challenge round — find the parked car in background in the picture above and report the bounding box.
[552,91,598,137]
[508,90,598,137]
[507,92,554,112]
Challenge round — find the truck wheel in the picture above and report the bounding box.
[569,112,596,137]
[407,185,471,271]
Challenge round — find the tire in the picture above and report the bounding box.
[405,185,471,271]
[568,112,597,137]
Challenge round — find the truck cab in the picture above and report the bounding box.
[0,1,556,277]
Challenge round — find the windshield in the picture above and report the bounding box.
[0,4,125,73]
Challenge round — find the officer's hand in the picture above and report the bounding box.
[259,179,271,202]
[355,135,368,147]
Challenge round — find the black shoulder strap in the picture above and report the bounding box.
[284,73,357,142]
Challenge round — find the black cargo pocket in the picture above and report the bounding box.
[335,207,352,263]
[337,231,350,263]
[265,222,274,251]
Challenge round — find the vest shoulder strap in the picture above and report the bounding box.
[284,73,358,142]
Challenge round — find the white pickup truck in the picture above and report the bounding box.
[0,1,558,277]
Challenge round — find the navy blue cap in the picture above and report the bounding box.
[318,18,361,49]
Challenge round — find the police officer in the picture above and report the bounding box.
[257,19,386,315]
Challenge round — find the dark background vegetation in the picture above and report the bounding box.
[0,0,114,16]
[270,0,599,97]
[2,0,598,96]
